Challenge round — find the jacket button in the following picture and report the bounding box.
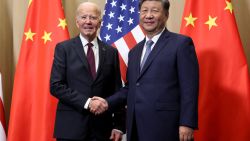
[136,83,140,86]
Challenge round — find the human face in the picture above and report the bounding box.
[140,1,168,37]
[76,3,101,42]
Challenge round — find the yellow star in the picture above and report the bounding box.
[58,18,67,30]
[24,28,36,41]
[205,15,218,30]
[28,0,32,7]
[224,0,233,14]
[41,31,52,44]
[184,13,198,27]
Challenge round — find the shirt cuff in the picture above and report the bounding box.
[113,129,124,134]
[84,98,91,109]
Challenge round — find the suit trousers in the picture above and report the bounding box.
[130,116,139,141]
[57,139,111,141]
[57,134,111,141]
[57,138,98,141]
[56,132,98,141]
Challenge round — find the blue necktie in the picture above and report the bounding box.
[140,40,154,71]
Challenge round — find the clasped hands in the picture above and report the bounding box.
[89,96,108,115]
[89,97,123,141]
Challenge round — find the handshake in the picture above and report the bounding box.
[88,96,109,115]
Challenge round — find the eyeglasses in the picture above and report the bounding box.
[78,15,99,21]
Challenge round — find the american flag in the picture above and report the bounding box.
[100,0,145,81]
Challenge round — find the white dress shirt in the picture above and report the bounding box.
[79,34,100,109]
[140,28,165,64]
[79,34,99,72]
[80,35,123,134]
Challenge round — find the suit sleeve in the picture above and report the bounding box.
[177,37,199,129]
[107,49,131,111]
[111,48,126,132]
[50,43,88,112]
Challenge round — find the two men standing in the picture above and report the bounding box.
[50,0,199,141]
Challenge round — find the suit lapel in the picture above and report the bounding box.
[135,40,145,79]
[73,36,95,82]
[139,29,170,77]
[73,37,107,82]
[95,39,106,81]
[73,36,90,69]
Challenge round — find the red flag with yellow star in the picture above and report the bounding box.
[8,0,69,141]
[180,0,250,140]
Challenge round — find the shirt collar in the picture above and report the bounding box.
[79,34,98,49]
[145,28,165,44]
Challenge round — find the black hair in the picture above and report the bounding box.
[139,0,170,15]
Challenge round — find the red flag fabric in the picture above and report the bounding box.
[180,0,250,141]
[0,72,6,141]
[8,0,69,141]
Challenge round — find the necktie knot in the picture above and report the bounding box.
[87,42,93,50]
[146,40,154,49]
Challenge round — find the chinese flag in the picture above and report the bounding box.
[0,72,7,141]
[8,0,69,141]
[180,0,250,141]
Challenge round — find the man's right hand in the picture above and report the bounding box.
[89,96,108,115]
[179,126,194,141]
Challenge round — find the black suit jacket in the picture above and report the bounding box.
[108,29,199,141]
[50,36,125,140]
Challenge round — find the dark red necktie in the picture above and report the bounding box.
[87,43,96,78]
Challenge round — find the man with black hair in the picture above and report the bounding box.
[91,0,199,141]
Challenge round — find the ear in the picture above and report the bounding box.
[97,19,102,28]
[164,11,169,22]
[165,11,169,19]
[75,17,80,28]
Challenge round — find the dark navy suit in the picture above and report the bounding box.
[108,29,199,141]
[50,36,125,140]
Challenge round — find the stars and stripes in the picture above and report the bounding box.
[100,0,145,81]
